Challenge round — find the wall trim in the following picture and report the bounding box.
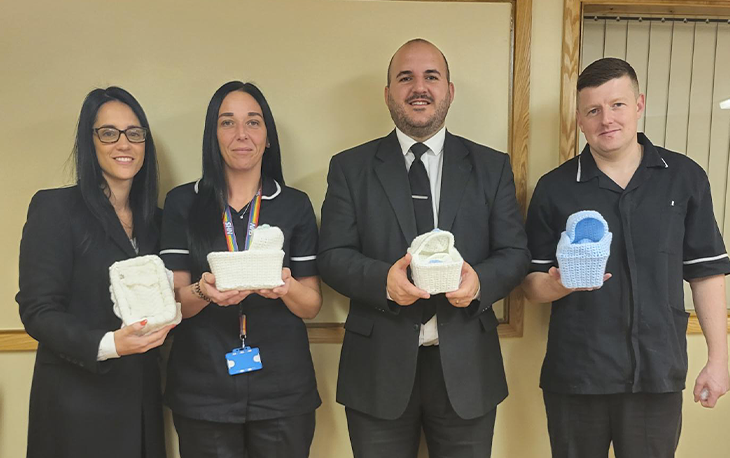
[3,310,724,352]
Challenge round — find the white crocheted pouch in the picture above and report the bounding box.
[207,225,285,291]
[109,255,182,334]
[407,229,463,294]
[556,210,612,289]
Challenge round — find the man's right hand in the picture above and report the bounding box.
[386,253,430,306]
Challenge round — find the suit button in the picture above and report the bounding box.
[413,324,420,331]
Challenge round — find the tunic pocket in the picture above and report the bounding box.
[658,200,686,254]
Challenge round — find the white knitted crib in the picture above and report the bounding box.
[407,229,463,294]
[207,225,285,291]
[109,254,182,334]
[556,210,612,289]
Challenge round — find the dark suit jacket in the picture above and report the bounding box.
[318,130,530,420]
[16,187,165,458]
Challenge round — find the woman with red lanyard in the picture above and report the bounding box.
[159,81,322,457]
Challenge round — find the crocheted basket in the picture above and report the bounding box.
[407,229,463,294]
[109,255,182,334]
[207,225,285,291]
[556,210,612,289]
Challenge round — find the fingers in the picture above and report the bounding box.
[281,268,292,280]
[696,386,718,408]
[548,267,561,280]
[445,285,472,307]
[116,322,176,355]
[445,262,478,307]
[692,379,704,403]
[395,253,412,269]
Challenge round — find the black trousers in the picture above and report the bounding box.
[346,345,497,458]
[172,411,315,458]
[543,391,682,458]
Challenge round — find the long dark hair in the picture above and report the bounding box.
[73,87,159,233]
[188,81,284,279]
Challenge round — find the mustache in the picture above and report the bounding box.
[405,93,434,104]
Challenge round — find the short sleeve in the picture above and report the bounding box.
[160,187,193,272]
[525,177,560,273]
[682,171,730,279]
[288,195,319,278]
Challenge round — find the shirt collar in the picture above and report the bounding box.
[576,133,667,183]
[193,175,281,200]
[395,126,446,158]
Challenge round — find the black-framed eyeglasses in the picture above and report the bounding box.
[93,126,148,144]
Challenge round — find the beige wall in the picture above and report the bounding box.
[1,0,728,457]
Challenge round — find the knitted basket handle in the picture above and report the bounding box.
[412,230,454,257]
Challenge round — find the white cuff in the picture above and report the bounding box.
[97,331,120,361]
[474,285,481,301]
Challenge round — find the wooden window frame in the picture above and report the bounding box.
[559,0,730,335]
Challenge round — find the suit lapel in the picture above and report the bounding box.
[102,205,138,258]
[438,132,472,232]
[133,209,160,256]
[375,131,418,244]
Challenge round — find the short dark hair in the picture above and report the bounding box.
[577,57,639,94]
[188,81,284,279]
[73,86,158,230]
[387,38,451,86]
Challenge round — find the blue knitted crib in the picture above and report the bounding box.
[556,210,612,289]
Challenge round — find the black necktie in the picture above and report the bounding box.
[409,143,436,323]
[409,143,434,234]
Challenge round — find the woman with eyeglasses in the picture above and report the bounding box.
[16,87,172,458]
[159,81,322,458]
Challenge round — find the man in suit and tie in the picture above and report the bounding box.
[318,38,530,458]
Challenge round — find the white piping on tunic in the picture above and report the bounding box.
[576,156,582,182]
[531,259,555,264]
[291,255,317,262]
[193,179,281,199]
[262,181,282,200]
[160,249,190,255]
[683,253,729,265]
[661,157,669,168]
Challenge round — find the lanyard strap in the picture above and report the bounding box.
[221,183,263,252]
[239,310,247,348]
[244,186,263,250]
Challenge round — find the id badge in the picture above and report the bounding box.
[225,346,263,375]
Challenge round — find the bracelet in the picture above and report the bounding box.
[192,281,212,303]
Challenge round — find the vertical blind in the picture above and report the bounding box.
[580,16,730,309]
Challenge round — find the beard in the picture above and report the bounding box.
[387,91,451,140]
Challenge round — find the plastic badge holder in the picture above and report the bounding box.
[556,210,612,289]
[226,347,263,375]
[207,225,285,291]
[109,255,182,334]
[407,229,463,294]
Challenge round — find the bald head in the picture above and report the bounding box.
[387,39,451,86]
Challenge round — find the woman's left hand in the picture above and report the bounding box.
[256,268,292,299]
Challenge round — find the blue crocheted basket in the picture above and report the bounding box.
[556,210,612,289]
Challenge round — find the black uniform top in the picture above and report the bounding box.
[159,176,321,422]
[526,133,730,395]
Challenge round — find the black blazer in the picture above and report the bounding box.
[16,187,165,458]
[318,130,530,420]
